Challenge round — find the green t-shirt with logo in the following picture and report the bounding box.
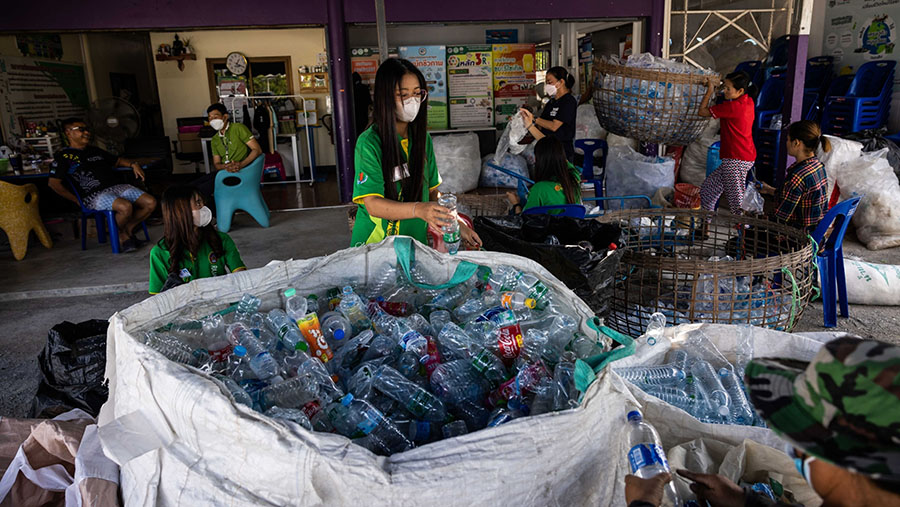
[351,126,441,246]
[522,163,583,214]
[210,122,253,163]
[148,232,246,294]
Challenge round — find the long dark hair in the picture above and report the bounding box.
[372,58,427,202]
[534,137,578,204]
[724,71,758,101]
[787,120,831,153]
[547,66,575,92]
[161,185,223,275]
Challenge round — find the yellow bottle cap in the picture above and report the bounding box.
[525,298,537,309]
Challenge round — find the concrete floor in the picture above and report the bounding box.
[1,211,899,418]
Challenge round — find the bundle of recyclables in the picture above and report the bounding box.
[615,313,763,427]
[139,250,614,456]
[592,53,719,146]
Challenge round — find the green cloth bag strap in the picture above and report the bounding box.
[393,236,480,291]
[574,318,636,393]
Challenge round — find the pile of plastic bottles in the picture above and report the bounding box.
[614,323,763,427]
[141,264,608,455]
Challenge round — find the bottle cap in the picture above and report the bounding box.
[608,243,618,251]
[284,288,296,298]
[626,410,642,422]
[341,393,354,406]
[524,298,537,309]
[307,294,318,301]
[295,341,309,352]
[334,329,345,341]
[234,346,247,357]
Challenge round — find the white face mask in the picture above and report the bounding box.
[544,83,558,98]
[210,119,225,131]
[192,206,213,227]
[396,96,422,123]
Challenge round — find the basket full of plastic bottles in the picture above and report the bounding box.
[592,53,719,146]
[597,208,815,335]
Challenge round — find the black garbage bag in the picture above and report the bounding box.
[31,320,109,418]
[843,127,900,177]
[474,215,622,317]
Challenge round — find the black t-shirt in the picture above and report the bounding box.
[539,93,577,161]
[49,146,118,199]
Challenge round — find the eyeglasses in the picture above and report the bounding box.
[396,89,428,101]
[68,126,90,133]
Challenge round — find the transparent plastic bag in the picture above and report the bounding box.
[741,184,764,214]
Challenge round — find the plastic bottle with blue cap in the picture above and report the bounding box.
[625,409,681,507]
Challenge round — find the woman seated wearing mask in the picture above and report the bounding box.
[149,185,246,294]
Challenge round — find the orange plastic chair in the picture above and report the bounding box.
[0,180,52,260]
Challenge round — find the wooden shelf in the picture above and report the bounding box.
[156,53,197,62]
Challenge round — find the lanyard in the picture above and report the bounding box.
[219,126,232,162]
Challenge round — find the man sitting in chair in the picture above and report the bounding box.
[48,118,157,253]
[192,103,263,203]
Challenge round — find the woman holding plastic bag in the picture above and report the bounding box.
[759,121,829,232]
[519,67,578,162]
[351,58,481,248]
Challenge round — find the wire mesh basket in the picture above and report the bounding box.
[597,209,815,335]
[592,61,718,146]
[457,192,510,217]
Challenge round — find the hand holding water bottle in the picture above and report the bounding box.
[624,472,672,507]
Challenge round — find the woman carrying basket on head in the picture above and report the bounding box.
[697,71,757,215]
[350,58,481,249]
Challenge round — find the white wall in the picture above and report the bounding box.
[149,28,334,167]
[808,0,827,58]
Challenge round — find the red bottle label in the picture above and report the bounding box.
[497,324,524,360]
[378,299,411,317]
[422,336,442,378]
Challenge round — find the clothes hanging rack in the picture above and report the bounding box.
[218,93,318,186]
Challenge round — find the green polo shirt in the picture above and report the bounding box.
[351,126,441,246]
[148,232,246,294]
[522,163,583,214]
[210,122,253,163]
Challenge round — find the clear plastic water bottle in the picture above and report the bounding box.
[469,346,508,387]
[515,271,551,309]
[296,357,344,403]
[320,311,351,349]
[234,293,261,323]
[645,386,698,413]
[429,310,452,334]
[718,369,754,425]
[667,349,690,373]
[213,373,253,407]
[367,265,399,298]
[438,193,461,255]
[487,265,519,292]
[264,406,312,430]
[228,346,255,383]
[326,393,413,454]
[499,291,536,310]
[373,365,447,421]
[429,284,468,311]
[550,351,578,410]
[691,360,731,422]
[265,309,306,351]
[625,410,681,507]
[441,420,468,438]
[258,375,319,411]
[451,399,490,431]
[487,361,550,408]
[339,286,373,334]
[436,322,478,361]
[614,364,686,386]
[226,322,279,380]
[143,331,198,366]
[430,360,490,406]
[283,288,308,323]
[281,345,310,377]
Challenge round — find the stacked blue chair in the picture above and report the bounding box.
[752,77,786,184]
[822,61,895,135]
[804,56,834,123]
[734,60,764,92]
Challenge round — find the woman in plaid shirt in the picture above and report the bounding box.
[761,121,830,232]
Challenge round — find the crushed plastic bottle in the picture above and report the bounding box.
[226,322,279,380]
[234,293,261,323]
[283,288,308,323]
[373,365,447,421]
[339,286,373,334]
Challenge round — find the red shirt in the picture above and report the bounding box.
[710,94,756,162]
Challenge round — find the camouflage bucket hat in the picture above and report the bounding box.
[745,337,900,481]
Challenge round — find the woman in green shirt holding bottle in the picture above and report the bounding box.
[351,58,481,249]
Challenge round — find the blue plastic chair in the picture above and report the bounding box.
[810,197,862,328]
[522,204,586,218]
[214,155,270,233]
[822,61,895,134]
[755,76,786,129]
[574,138,607,198]
[66,179,150,254]
[734,61,764,92]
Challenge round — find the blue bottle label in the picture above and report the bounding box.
[627,443,669,473]
[354,408,381,437]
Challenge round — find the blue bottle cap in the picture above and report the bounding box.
[341,393,354,406]
[626,410,642,422]
[334,329,345,341]
[234,346,247,357]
